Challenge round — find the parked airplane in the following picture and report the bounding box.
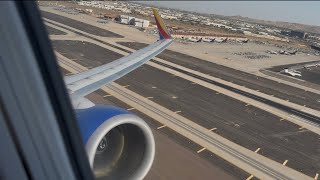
[214,37,228,43]
[236,38,249,43]
[65,8,173,179]
[283,69,302,77]
[279,50,297,55]
[202,38,215,42]
[266,50,278,55]
[187,37,202,42]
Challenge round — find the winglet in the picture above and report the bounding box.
[153,8,172,40]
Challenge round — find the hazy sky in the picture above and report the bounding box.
[139,1,320,26]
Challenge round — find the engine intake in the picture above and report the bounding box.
[76,106,155,180]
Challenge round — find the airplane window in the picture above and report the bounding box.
[35,1,320,180]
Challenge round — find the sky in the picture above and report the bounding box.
[139,1,320,26]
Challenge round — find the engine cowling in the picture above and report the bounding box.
[76,105,155,180]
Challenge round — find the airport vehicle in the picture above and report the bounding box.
[0,2,172,180]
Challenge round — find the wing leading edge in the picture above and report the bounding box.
[66,8,173,99]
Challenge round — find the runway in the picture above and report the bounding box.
[41,9,320,179]
[55,40,319,178]
[42,11,123,38]
[118,42,320,111]
[86,92,240,180]
[43,12,320,126]
[58,56,311,179]
[269,62,320,85]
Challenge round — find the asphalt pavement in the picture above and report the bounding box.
[55,40,320,177]
[45,25,67,35]
[41,11,123,38]
[118,42,320,111]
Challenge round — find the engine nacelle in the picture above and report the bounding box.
[76,105,155,180]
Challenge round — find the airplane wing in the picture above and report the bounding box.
[65,8,173,99]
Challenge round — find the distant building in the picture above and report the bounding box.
[290,30,306,39]
[310,43,320,52]
[281,30,306,39]
[116,15,135,25]
[134,18,150,28]
[280,30,290,36]
[172,32,244,40]
[116,15,149,28]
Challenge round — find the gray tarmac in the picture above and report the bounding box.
[117,42,320,111]
[269,62,320,85]
[90,90,248,180]
[41,11,123,38]
[56,40,320,177]
[45,25,67,35]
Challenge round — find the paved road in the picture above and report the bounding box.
[297,66,320,85]
[43,8,320,177]
[118,42,320,111]
[269,63,320,85]
[59,59,250,179]
[88,91,243,180]
[61,55,313,179]
[54,40,320,177]
[41,11,124,38]
[46,19,320,132]
[45,25,67,35]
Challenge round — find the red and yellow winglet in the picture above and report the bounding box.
[153,8,172,40]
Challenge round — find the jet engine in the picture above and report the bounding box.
[76,105,155,180]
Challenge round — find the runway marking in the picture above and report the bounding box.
[174,111,181,113]
[280,118,285,121]
[147,97,154,99]
[246,175,254,180]
[270,94,274,97]
[245,104,250,107]
[209,128,217,131]
[315,173,319,180]
[151,86,157,89]
[299,127,304,130]
[254,148,260,153]
[256,90,260,92]
[123,85,130,88]
[172,96,178,99]
[103,94,112,97]
[157,125,166,130]
[282,160,288,166]
[197,147,206,153]
[127,107,135,111]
